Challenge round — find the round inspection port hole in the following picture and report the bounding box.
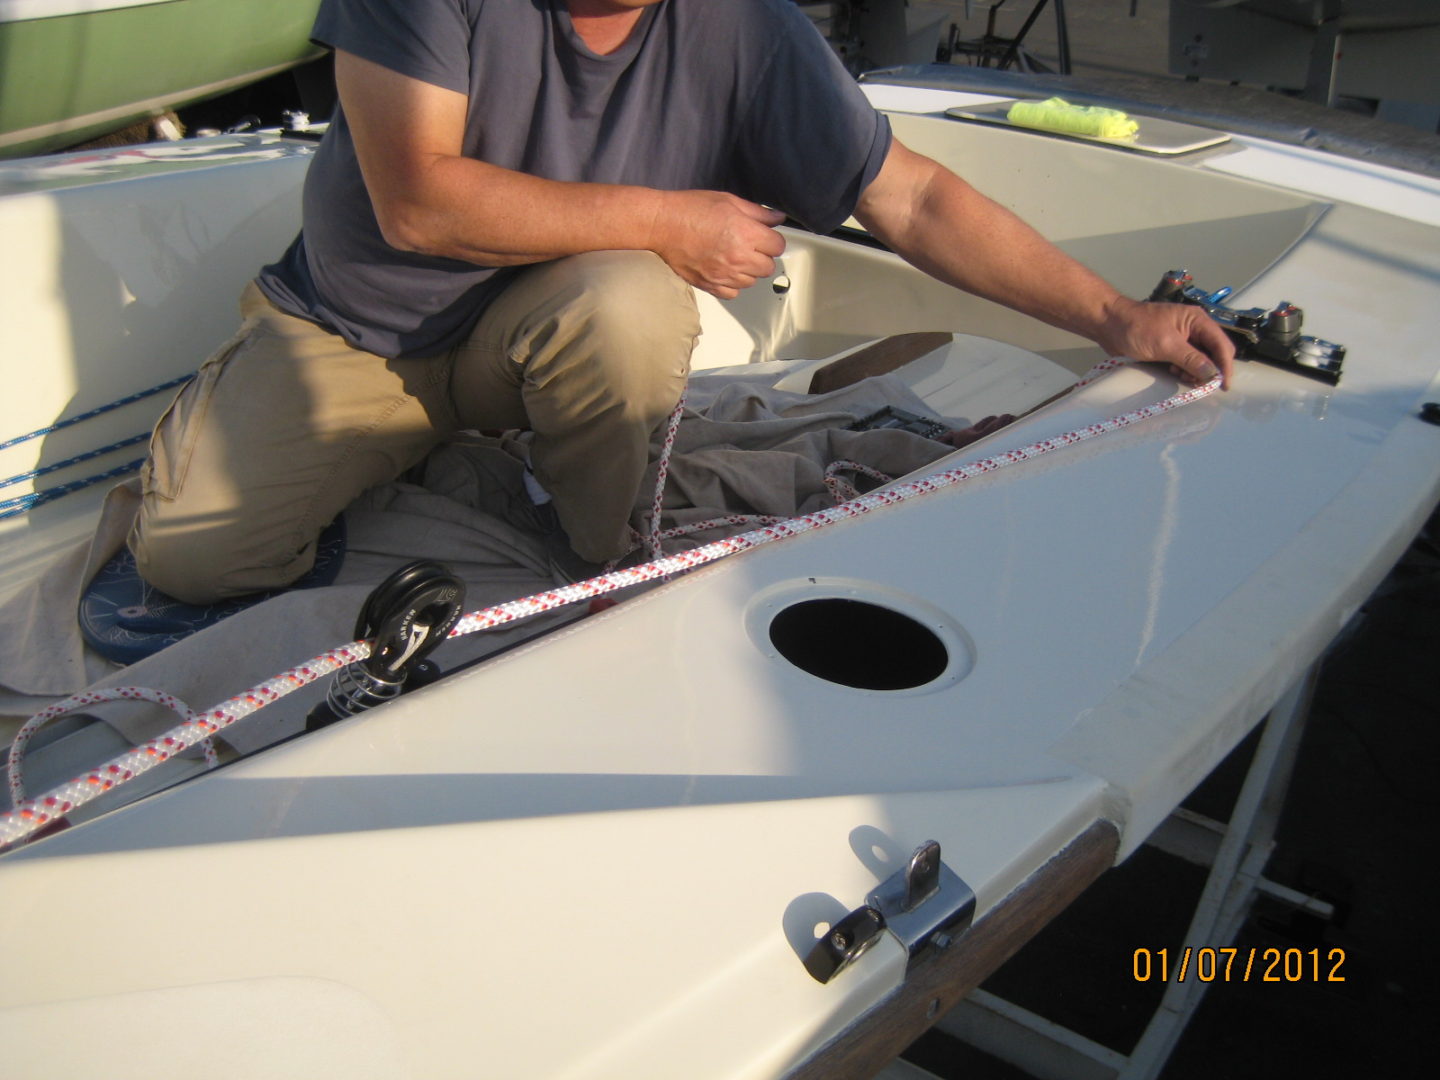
[767,598,949,691]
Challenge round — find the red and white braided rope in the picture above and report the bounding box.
[645,387,688,560]
[0,360,1215,849]
[1,645,367,845]
[5,687,214,810]
[650,460,889,543]
[657,512,786,542]
[824,459,895,503]
[636,350,1134,549]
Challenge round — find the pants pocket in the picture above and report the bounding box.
[140,330,246,501]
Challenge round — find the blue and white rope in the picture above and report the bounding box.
[0,373,190,454]
[0,458,148,520]
[0,373,191,520]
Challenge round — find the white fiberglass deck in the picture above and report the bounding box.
[2,87,1440,1078]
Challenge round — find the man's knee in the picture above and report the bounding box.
[527,252,698,418]
[506,250,696,352]
[129,509,309,605]
[130,522,225,605]
[129,535,232,607]
[559,250,700,339]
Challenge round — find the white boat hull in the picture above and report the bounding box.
[2,85,1439,1076]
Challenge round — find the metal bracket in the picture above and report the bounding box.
[1149,270,1346,385]
[803,840,976,984]
[802,905,886,984]
[867,840,977,960]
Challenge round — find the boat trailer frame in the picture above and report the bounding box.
[789,653,1336,1080]
[932,659,1332,1080]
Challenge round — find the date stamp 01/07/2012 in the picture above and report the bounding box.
[1133,946,1347,984]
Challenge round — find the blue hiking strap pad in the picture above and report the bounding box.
[78,517,348,665]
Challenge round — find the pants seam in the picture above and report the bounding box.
[283,388,430,563]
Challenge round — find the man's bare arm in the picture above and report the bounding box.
[854,140,1234,387]
[335,50,785,298]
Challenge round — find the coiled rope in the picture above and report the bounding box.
[5,687,219,814]
[0,359,1219,849]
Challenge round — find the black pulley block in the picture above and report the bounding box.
[306,561,466,731]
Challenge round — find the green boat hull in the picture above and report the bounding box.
[0,0,322,157]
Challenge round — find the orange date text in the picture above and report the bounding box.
[1132,946,1346,983]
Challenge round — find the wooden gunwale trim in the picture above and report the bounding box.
[784,817,1121,1079]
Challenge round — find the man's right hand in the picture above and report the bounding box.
[650,191,786,300]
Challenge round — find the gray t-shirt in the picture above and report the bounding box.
[257,0,892,359]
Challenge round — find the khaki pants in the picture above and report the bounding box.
[130,251,699,604]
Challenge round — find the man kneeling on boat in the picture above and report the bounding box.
[128,0,1234,604]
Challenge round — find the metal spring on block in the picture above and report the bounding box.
[323,663,405,720]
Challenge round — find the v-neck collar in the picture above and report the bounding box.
[554,1,662,64]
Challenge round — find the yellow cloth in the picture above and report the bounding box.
[1007,97,1139,140]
